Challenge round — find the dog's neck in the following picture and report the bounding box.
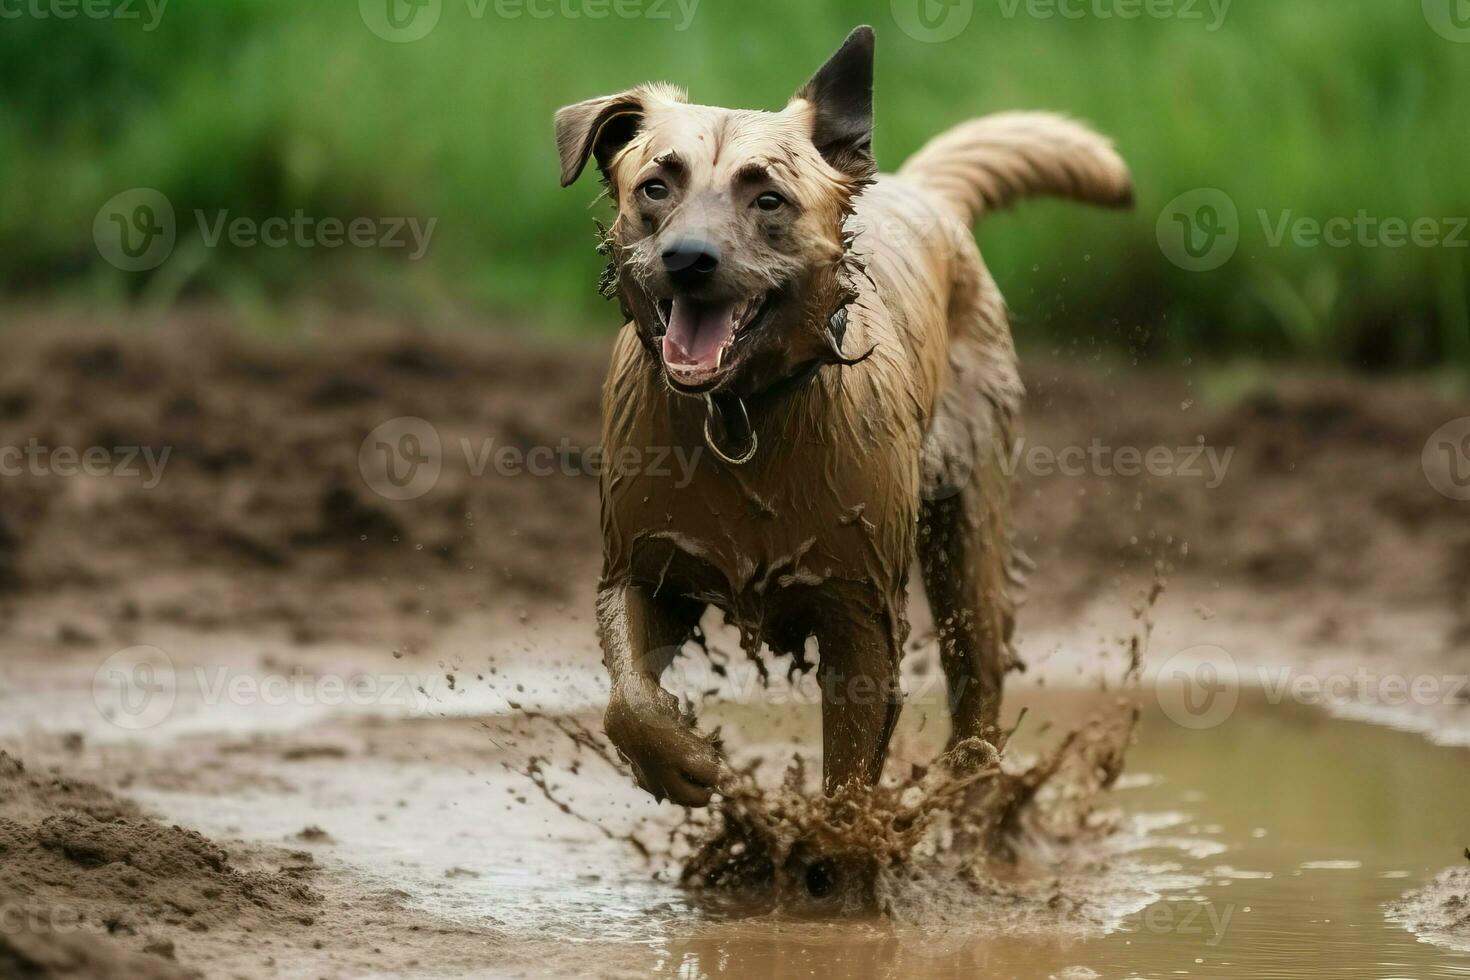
[697,292,876,466]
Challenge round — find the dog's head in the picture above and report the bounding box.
[555,27,876,396]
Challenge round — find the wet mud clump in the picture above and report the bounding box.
[0,932,197,980]
[0,753,321,978]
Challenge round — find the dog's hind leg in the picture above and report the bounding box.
[917,275,1024,749]
[918,478,1016,748]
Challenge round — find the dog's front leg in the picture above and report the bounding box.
[816,616,903,795]
[596,585,724,806]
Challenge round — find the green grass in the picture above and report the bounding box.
[1,0,1467,368]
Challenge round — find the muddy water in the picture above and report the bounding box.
[115,679,1470,979]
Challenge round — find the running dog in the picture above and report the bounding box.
[555,26,1132,806]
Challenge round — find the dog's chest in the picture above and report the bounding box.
[600,393,921,624]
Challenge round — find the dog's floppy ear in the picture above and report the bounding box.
[793,26,876,180]
[555,91,646,188]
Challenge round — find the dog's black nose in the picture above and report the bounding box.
[661,238,720,283]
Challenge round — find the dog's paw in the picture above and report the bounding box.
[604,678,725,807]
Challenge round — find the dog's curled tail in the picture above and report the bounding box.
[898,112,1133,225]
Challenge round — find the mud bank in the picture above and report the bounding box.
[0,313,605,646]
[0,747,521,978]
[1,311,1466,660]
[0,750,313,978]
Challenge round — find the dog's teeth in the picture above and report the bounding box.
[716,346,725,369]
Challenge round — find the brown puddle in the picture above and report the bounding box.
[105,683,1469,979]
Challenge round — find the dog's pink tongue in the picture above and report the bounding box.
[663,298,737,379]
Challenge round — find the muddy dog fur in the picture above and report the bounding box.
[556,26,1132,807]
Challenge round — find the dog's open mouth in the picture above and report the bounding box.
[657,294,773,389]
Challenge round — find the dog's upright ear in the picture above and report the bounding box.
[792,26,876,180]
[555,90,646,188]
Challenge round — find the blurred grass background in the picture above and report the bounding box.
[0,0,1466,368]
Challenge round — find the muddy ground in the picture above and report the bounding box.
[1,309,1468,976]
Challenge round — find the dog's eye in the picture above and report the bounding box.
[640,180,670,202]
[755,192,787,212]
